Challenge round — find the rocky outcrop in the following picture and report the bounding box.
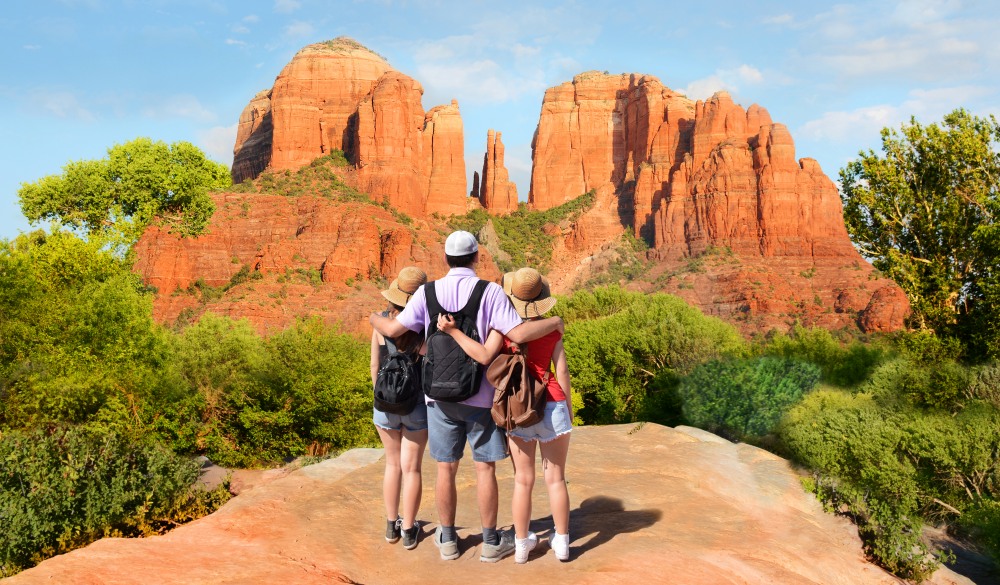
[477,129,519,214]
[268,39,392,173]
[528,72,910,332]
[231,38,468,218]
[231,90,273,184]
[5,424,971,585]
[132,192,501,334]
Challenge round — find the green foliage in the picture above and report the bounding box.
[18,138,229,249]
[448,191,596,272]
[0,230,172,432]
[581,231,652,287]
[780,388,1000,579]
[678,357,821,438]
[839,109,1000,358]
[556,286,747,424]
[0,425,229,577]
[761,326,886,387]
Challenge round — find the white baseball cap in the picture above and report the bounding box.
[445,231,479,256]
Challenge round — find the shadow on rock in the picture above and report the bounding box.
[530,495,662,561]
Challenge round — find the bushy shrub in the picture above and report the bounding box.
[0,425,229,577]
[678,356,820,438]
[761,326,886,387]
[557,287,747,424]
[780,388,1000,579]
[865,357,971,412]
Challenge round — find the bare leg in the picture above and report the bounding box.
[376,427,403,521]
[399,428,427,530]
[539,433,571,534]
[508,436,537,539]
[436,460,460,527]
[474,460,500,529]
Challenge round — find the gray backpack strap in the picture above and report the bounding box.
[380,309,398,355]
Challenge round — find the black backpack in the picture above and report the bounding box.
[374,336,422,415]
[422,279,489,402]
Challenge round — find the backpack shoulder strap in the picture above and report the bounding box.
[424,281,442,335]
[458,279,490,320]
[379,308,399,354]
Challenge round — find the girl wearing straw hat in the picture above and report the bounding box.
[437,266,572,564]
[371,266,429,550]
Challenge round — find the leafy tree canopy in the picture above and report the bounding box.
[18,138,230,250]
[839,109,1000,358]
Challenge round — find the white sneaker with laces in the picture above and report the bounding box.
[514,531,537,564]
[550,532,570,561]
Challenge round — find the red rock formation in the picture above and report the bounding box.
[529,72,910,332]
[230,38,467,218]
[478,129,518,214]
[268,39,392,173]
[231,90,273,184]
[422,100,468,217]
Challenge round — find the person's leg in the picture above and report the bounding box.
[474,460,498,530]
[399,428,427,530]
[376,426,403,523]
[427,402,465,546]
[436,459,460,527]
[539,433,571,534]
[508,436,537,539]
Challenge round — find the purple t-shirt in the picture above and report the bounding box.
[397,267,523,408]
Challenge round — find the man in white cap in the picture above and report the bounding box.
[370,230,563,562]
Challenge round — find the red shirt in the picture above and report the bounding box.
[502,330,566,401]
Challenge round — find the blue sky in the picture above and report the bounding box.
[2,0,997,240]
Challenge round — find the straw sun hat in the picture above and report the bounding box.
[507,267,557,319]
[381,266,427,307]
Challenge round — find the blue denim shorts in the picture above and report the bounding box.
[427,401,509,463]
[372,401,428,432]
[507,400,573,443]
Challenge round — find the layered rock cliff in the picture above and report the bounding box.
[475,129,519,214]
[528,72,909,333]
[231,37,468,218]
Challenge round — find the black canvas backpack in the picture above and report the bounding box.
[374,335,422,415]
[422,279,489,402]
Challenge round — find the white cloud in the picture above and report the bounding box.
[226,38,247,46]
[274,0,300,13]
[798,85,994,143]
[25,90,95,122]
[198,123,238,167]
[141,94,216,123]
[681,65,766,100]
[891,0,961,26]
[284,21,314,38]
[243,14,259,23]
[231,24,250,34]
[417,59,546,105]
[23,44,41,50]
[762,13,794,25]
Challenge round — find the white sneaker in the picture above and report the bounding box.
[514,531,537,564]
[550,532,569,561]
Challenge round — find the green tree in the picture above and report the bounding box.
[18,138,230,249]
[839,109,1000,357]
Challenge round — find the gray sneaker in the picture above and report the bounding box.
[385,517,401,543]
[434,526,459,560]
[479,530,516,563]
[402,522,420,550]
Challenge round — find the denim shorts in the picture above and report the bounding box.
[507,400,573,443]
[372,401,428,432]
[427,401,509,463]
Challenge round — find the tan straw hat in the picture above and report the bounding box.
[507,267,557,318]
[381,266,427,307]
[499,271,516,295]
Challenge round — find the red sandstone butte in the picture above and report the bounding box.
[476,129,519,214]
[528,72,910,332]
[230,37,467,218]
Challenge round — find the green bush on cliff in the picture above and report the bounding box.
[449,190,596,272]
[557,286,747,424]
[678,357,821,439]
[0,425,230,577]
[760,326,885,388]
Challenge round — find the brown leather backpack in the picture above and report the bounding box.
[486,346,548,431]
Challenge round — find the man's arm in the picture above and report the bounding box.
[505,316,564,344]
[369,313,409,339]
